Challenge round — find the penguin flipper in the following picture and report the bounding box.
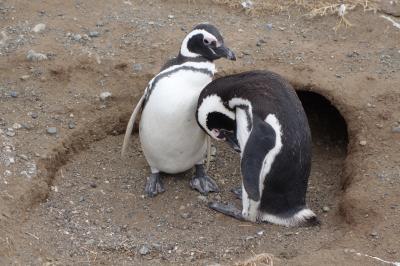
[241,116,276,202]
[121,94,145,157]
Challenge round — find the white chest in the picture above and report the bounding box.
[139,63,215,173]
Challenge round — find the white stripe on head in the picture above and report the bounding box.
[181,29,218,58]
[197,94,235,139]
[229,98,253,155]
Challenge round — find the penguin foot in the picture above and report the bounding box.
[145,173,165,197]
[190,175,220,195]
[190,164,219,195]
[208,202,245,221]
[231,186,242,199]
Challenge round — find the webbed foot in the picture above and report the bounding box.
[208,202,245,221]
[190,164,219,195]
[145,173,165,197]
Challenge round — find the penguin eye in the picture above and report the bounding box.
[203,38,210,45]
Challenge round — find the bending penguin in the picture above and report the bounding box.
[196,70,319,227]
[121,24,236,197]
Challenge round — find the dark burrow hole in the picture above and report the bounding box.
[296,90,349,151]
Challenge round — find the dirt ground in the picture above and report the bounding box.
[1,0,400,265]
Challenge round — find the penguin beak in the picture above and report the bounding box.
[220,129,241,152]
[214,45,236,61]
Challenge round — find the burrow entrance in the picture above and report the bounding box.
[18,89,349,265]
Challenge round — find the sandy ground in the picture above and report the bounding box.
[0,0,400,265]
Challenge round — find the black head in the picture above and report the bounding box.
[197,94,241,152]
[180,23,236,61]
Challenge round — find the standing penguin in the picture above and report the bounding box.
[122,24,236,197]
[196,71,318,227]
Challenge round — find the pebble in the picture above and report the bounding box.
[68,121,76,129]
[27,50,48,61]
[72,34,82,41]
[265,23,273,30]
[90,182,97,188]
[168,14,175,19]
[370,231,378,238]
[132,63,143,72]
[322,206,330,212]
[6,129,15,137]
[359,140,367,146]
[139,245,150,255]
[32,23,46,33]
[392,126,400,133]
[88,31,100,37]
[257,230,265,236]
[99,91,112,101]
[30,112,38,119]
[180,212,191,219]
[46,127,57,135]
[12,123,22,129]
[10,91,18,98]
[20,75,30,80]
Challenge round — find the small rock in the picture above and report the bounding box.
[30,112,38,119]
[370,231,378,238]
[265,23,273,30]
[132,63,142,72]
[241,0,253,9]
[20,75,30,80]
[245,236,255,241]
[359,140,367,146]
[99,91,112,101]
[68,121,76,129]
[12,123,22,129]
[72,34,82,41]
[139,245,150,255]
[32,23,46,33]
[90,182,97,188]
[79,196,85,202]
[180,212,191,219]
[27,50,48,61]
[46,127,57,135]
[6,129,15,137]
[10,91,18,98]
[168,14,175,19]
[256,230,265,236]
[322,206,330,212]
[392,126,400,133]
[88,31,100,37]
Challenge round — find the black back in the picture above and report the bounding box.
[198,70,312,216]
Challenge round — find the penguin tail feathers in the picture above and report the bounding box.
[261,208,320,227]
[121,94,145,158]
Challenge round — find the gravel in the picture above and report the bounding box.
[10,91,18,98]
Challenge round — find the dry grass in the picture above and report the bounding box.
[211,0,378,17]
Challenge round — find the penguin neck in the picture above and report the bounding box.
[177,53,212,64]
[161,53,214,72]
